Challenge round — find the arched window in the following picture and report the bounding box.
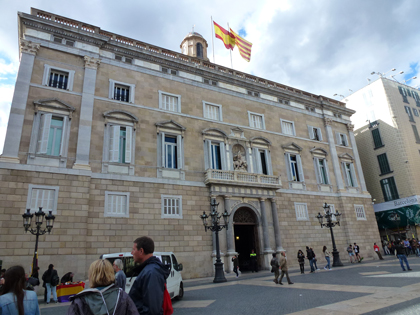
[196,43,203,58]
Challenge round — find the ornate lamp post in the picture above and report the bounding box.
[22,207,56,274]
[200,198,230,283]
[316,203,343,267]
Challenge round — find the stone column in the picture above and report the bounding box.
[347,124,367,192]
[259,198,271,252]
[324,117,344,191]
[0,40,39,163]
[73,56,100,170]
[270,198,284,252]
[224,195,236,273]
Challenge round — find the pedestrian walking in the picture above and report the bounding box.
[306,246,316,273]
[232,255,239,278]
[383,240,390,255]
[67,259,139,315]
[278,252,293,285]
[347,244,355,263]
[311,248,320,270]
[323,246,332,270]
[395,240,412,271]
[0,266,40,315]
[128,236,170,315]
[353,243,363,262]
[42,264,59,304]
[403,239,411,256]
[297,250,305,274]
[270,253,280,284]
[113,259,126,290]
[373,243,384,260]
[250,249,258,272]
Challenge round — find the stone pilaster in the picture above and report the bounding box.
[347,124,367,192]
[0,39,39,163]
[270,198,284,252]
[259,198,272,253]
[73,56,100,170]
[324,117,344,191]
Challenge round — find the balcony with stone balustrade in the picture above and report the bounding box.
[204,169,282,189]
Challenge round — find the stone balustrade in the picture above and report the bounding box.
[204,169,281,188]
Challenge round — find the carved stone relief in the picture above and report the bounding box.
[232,144,247,171]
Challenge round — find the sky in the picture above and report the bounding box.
[0,0,420,154]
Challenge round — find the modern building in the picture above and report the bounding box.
[346,77,420,241]
[0,8,381,280]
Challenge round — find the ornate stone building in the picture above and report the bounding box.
[0,8,380,279]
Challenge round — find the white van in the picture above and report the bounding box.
[100,252,184,299]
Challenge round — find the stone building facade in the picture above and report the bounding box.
[0,8,380,280]
[346,77,420,240]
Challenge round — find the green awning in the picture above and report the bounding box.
[375,205,420,229]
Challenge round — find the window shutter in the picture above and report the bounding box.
[37,114,52,154]
[313,157,321,184]
[308,126,314,140]
[343,134,348,146]
[335,132,340,145]
[350,163,358,187]
[252,147,261,173]
[110,125,121,162]
[160,132,165,167]
[285,153,292,181]
[59,116,68,156]
[317,128,323,141]
[204,140,211,170]
[109,80,114,99]
[177,135,182,169]
[324,159,330,185]
[389,177,399,199]
[341,162,348,186]
[296,154,305,182]
[220,142,227,170]
[265,149,272,175]
[125,126,133,163]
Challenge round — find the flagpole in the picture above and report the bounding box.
[211,16,215,64]
[227,22,233,69]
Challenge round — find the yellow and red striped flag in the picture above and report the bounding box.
[214,21,236,50]
[230,28,252,62]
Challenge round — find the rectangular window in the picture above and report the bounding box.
[161,195,182,219]
[162,67,177,75]
[247,90,260,97]
[26,184,59,214]
[105,192,129,217]
[294,203,309,221]
[114,84,130,102]
[316,158,329,185]
[412,125,420,143]
[203,102,222,121]
[260,150,268,175]
[405,106,415,122]
[203,78,218,86]
[377,153,391,175]
[287,154,304,182]
[48,70,68,90]
[165,136,177,169]
[109,125,133,163]
[159,91,181,113]
[248,112,265,129]
[354,205,366,220]
[281,120,295,136]
[414,108,419,117]
[371,128,384,148]
[211,143,222,170]
[343,162,357,187]
[308,126,322,141]
[336,132,348,146]
[37,114,65,156]
[380,177,399,202]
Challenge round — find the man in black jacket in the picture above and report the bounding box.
[306,246,315,273]
[129,236,170,315]
[396,240,412,271]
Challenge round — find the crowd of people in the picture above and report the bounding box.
[0,236,172,315]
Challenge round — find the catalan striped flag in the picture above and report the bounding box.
[214,21,236,50]
[230,28,252,62]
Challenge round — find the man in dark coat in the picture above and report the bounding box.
[61,272,74,284]
[129,236,170,315]
[270,253,280,284]
[306,246,315,273]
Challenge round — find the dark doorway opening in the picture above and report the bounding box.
[234,224,257,271]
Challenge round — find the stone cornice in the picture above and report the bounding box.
[20,39,40,55]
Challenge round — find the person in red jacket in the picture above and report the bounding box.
[373,243,384,260]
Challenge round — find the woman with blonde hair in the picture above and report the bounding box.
[67,259,138,315]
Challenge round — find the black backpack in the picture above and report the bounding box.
[51,273,60,286]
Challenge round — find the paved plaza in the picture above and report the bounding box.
[40,255,420,315]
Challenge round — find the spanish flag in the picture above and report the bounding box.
[214,21,236,50]
[230,28,252,62]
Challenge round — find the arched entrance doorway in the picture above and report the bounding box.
[233,207,259,271]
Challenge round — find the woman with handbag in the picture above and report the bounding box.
[42,264,59,304]
[311,248,320,271]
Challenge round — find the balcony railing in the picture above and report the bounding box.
[205,169,281,188]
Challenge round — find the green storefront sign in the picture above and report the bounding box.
[375,205,420,230]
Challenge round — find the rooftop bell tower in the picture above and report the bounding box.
[180,31,209,61]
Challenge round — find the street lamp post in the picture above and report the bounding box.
[316,203,343,267]
[22,207,56,275]
[200,198,230,283]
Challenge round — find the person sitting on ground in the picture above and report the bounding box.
[61,272,74,284]
[67,259,139,315]
[0,266,40,315]
[113,259,126,290]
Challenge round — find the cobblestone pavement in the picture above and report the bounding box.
[41,255,420,315]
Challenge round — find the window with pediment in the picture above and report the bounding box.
[310,148,332,192]
[202,128,228,171]
[339,153,358,189]
[282,143,305,190]
[250,137,273,175]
